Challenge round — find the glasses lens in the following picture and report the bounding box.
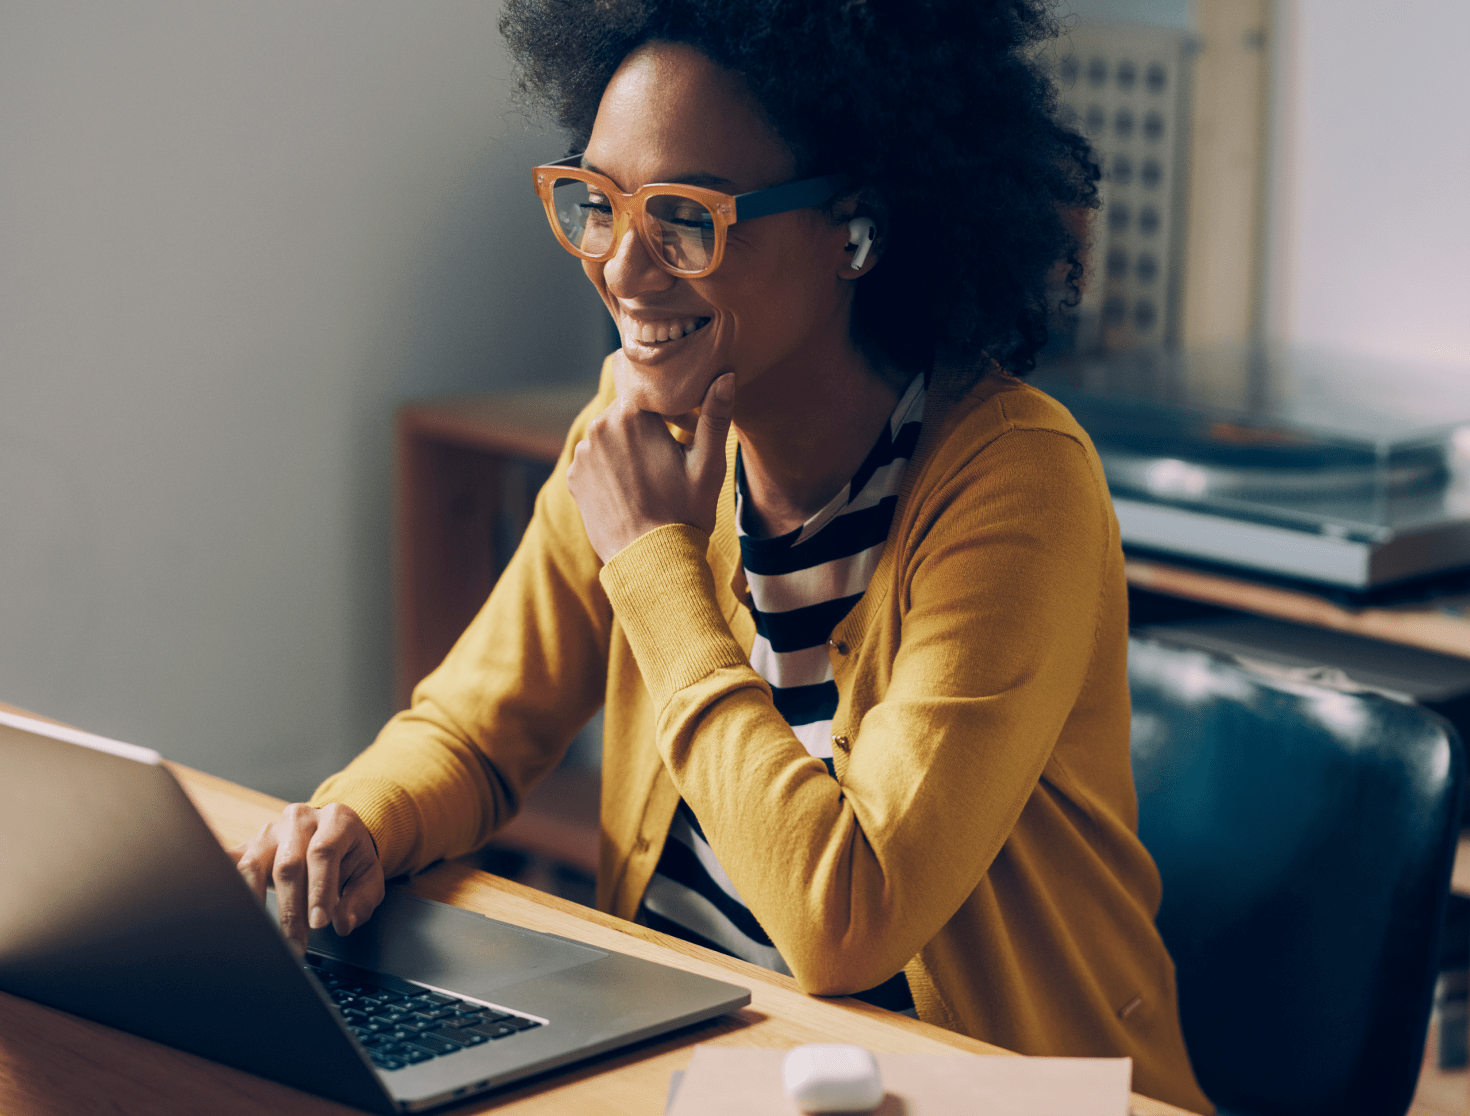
[645,192,716,273]
[551,177,615,257]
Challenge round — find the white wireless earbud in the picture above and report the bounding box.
[846,218,876,271]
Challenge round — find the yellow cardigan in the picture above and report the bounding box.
[311,356,1210,1112]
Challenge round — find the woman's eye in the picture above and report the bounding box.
[669,208,713,229]
[578,201,614,221]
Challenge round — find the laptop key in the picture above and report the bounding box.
[422,993,457,1006]
[466,1022,520,1040]
[404,1034,459,1056]
[427,1025,488,1047]
[473,1016,538,1033]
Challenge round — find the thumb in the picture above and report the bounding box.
[688,373,735,484]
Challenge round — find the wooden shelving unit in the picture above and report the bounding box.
[1126,557,1470,661]
[394,387,597,891]
[394,388,590,710]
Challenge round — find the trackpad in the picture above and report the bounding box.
[286,886,605,996]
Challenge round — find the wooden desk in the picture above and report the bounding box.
[0,745,1194,1116]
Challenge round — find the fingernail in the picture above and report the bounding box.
[309,905,327,930]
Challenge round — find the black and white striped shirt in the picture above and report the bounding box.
[638,375,926,974]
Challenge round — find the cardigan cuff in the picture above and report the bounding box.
[599,522,749,709]
[308,774,420,878]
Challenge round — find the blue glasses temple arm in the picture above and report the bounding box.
[733,174,850,222]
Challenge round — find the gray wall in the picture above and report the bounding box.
[0,2,608,800]
[1267,0,1469,369]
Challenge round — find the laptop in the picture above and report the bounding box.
[0,710,750,1113]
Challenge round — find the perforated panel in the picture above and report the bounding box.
[1048,24,1193,351]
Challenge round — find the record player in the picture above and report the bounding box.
[1030,345,1470,592]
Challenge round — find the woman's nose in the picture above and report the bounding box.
[602,223,675,299]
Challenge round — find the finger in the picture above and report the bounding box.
[687,373,735,485]
[305,816,346,933]
[335,851,386,937]
[272,804,318,953]
[235,822,277,905]
[566,438,590,490]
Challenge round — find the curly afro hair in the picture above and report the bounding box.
[500,0,1098,381]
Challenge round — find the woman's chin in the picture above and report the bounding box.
[616,361,714,422]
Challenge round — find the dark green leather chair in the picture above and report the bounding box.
[1128,636,1464,1116]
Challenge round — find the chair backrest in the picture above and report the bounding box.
[1128,636,1464,1116]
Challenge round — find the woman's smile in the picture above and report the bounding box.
[618,311,712,349]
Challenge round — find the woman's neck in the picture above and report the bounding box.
[734,347,906,540]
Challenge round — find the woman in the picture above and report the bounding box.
[236,1,1211,1108]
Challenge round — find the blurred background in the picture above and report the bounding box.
[0,0,1465,794]
[0,2,609,799]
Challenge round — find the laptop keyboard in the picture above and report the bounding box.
[305,952,543,1072]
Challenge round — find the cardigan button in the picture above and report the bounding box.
[832,734,850,751]
[826,638,849,655]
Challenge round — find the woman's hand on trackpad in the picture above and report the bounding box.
[231,802,385,954]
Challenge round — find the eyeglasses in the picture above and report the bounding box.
[533,155,848,279]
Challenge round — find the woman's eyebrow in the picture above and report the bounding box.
[581,159,734,190]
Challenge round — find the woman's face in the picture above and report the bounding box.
[582,41,860,421]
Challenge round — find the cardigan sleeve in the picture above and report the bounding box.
[599,421,1113,995]
[308,374,617,878]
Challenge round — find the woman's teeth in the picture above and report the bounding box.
[629,317,708,344]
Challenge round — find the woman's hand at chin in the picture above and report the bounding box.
[567,370,735,563]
